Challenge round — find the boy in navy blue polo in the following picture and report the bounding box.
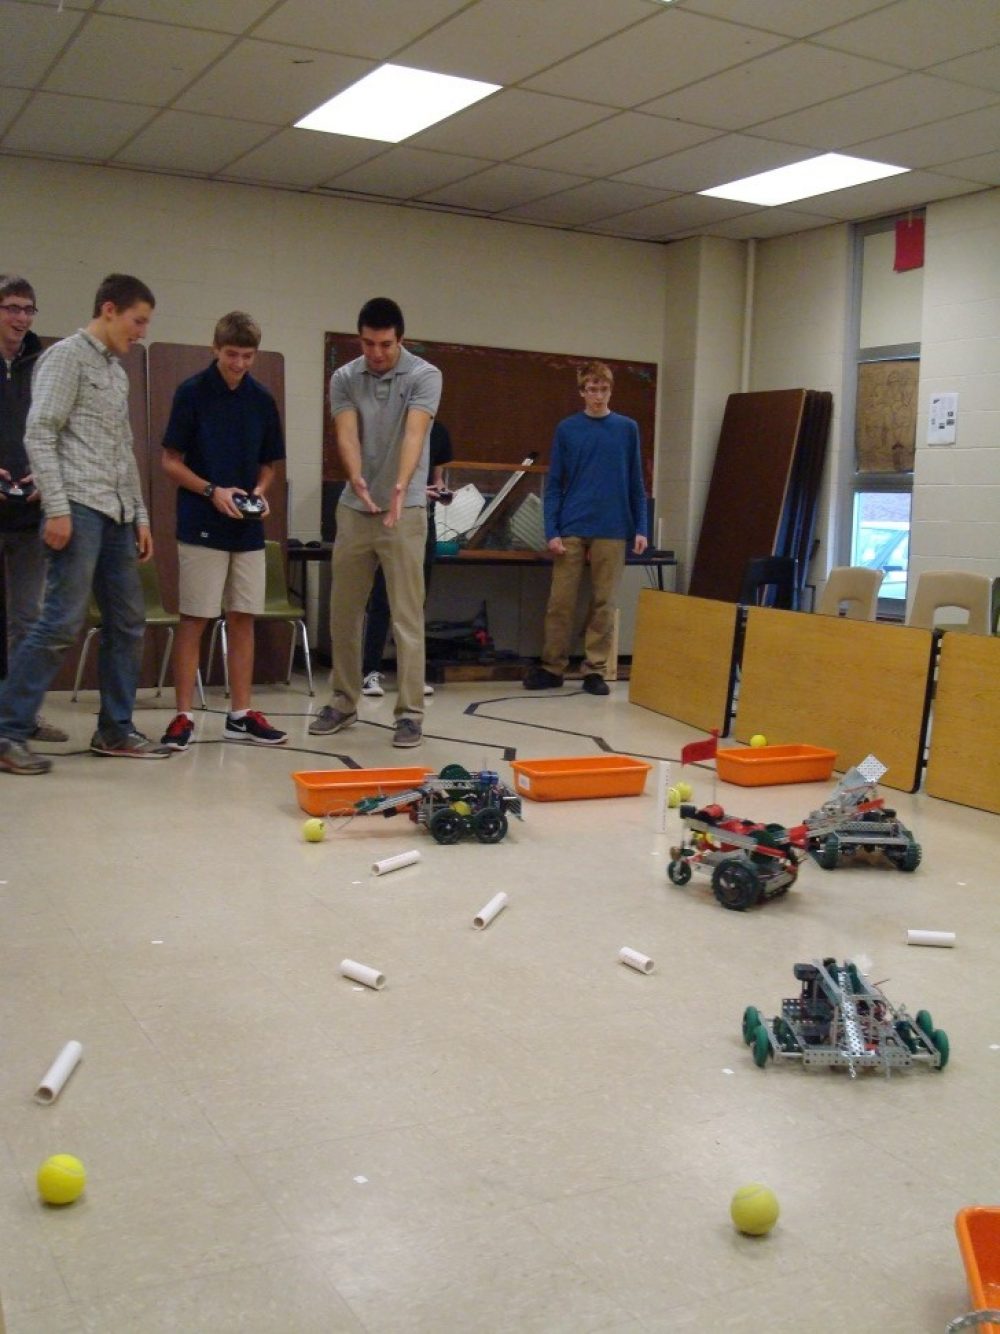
[159,312,286,749]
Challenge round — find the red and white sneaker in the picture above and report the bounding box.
[223,710,287,746]
[161,714,195,751]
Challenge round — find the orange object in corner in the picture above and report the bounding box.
[716,744,837,787]
[956,1207,1000,1333]
[510,755,651,801]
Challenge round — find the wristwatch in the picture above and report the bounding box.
[202,483,216,499]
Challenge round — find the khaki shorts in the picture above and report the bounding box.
[177,543,265,618]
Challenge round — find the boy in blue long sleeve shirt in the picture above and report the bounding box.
[525,361,647,695]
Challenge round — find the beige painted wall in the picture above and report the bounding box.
[860,229,923,350]
[0,157,667,540]
[913,189,1000,591]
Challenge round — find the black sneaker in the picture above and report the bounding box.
[223,710,287,746]
[582,673,610,696]
[523,666,564,690]
[161,714,195,751]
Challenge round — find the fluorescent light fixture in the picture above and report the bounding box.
[699,153,909,207]
[295,64,500,143]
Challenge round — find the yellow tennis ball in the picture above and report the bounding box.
[667,786,680,808]
[750,734,767,748]
[730,1183,779,1235]
[37,1154,86,1206]
[676,780,693,800]
[302,818,326,843]
[451,800,472,816]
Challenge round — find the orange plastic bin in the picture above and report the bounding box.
[956,1207,1000,1333]
[716,744,837,787]
[510,755,651,801]
[292,767,434,816]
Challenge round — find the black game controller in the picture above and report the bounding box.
[0,478,35,500]
[429,486,454,506]
[233,493,266,517]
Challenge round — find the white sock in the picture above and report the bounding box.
[229,709,248,720]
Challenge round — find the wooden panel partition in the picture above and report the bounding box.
[925,633,1000,813]
[734,607,934,793]
[628,588,739,735]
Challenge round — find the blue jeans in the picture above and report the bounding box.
[0,502,145,743]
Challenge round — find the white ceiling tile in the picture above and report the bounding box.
[1,91,155,158]
[323,146,487,198]
[615,134,812,193]
[640,45,903,131]
[113,112,274,175]
[175,40,373,126]
[396,0,652,84]
[98,0,273,32]
[254,0,471,59]
[501,180,677,226]
[422,163,588,211]
[934,150,1000,186]
[43,15,233,105]
[580,192,754,240]
[219,127,382,188]
[677,0,898,39]
[813,0,1000,69]
[800,169,986,220]
[515,113,717,177]
[0,87,29,135]
[928,46,1000,94]
[411,89,610,159]
[0,1,85,86]
[754,74,1000,151]
[697,206,842,239]
[851,104,1000,170]
[524,9,786,107]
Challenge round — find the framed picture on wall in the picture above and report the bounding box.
[855,359,918,472]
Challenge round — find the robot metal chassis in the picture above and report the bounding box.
[355,766,522,845]
[667,803,803,910]
[743,957,949,1077]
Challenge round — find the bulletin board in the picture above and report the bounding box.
[322,333,656,487]
[855,359,918,472]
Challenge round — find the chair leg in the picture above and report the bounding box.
[156,627,174,696]
[195,668,206,710]
[300,620,314,696]
[71,627,100,701]
[285,619,296,686]
[220,620,230,698]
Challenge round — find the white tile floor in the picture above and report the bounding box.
[1,678,997,1333]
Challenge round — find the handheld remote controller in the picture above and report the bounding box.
[233,493,266,517]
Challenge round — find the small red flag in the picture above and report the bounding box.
[681,729,719,766]
[894,217,924,272]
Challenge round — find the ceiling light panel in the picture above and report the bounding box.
[296,64,500,143]
[700,152,908,205]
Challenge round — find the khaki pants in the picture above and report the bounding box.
[541,536,626,677]
[328,504,427,718]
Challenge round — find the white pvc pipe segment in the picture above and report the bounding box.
[473,892,508,930]
[34,1040,83,1104]
[371,849,421,876]
[619,947,655,974]
[906,929,956,948]
[341,959,385,990]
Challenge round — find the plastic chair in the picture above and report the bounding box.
[738,556,799,610]
[206,541,313,696]
[815,566,883,620]
[906,570,993,635]
[72,560,205,704]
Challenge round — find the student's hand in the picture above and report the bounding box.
[633,534,648,555]
[349,476,380,514]
[0,466,9,499]
[251,490,271,517]
[43,515,72,550]
[21,472,41,504]
[547,536,566,557]
[135,525,154,562]
[214,486,247,519]
[383,484,405,528]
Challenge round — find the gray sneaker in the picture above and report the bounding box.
[392,717,422,748]
[308,705,357,736]
[0,737,53,775]
[31,716,70,743]
[90,729,171,759]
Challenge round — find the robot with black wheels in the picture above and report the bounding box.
[667,803,803,911]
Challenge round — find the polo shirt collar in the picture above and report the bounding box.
[78,328,117,363]
[363,344,415,381]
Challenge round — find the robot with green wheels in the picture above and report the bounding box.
[742,957,949,1077]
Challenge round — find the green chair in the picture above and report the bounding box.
[72,560,205,705]
[206,541,313,696]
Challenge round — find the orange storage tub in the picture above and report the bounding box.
[716,744,837,787]
[510,755,651,801]
[292,766,434,816]
[956,1207,1000,1332]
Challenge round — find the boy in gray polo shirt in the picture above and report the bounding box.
[309,297,441,748]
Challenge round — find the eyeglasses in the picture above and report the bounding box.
[0,304,38,317]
